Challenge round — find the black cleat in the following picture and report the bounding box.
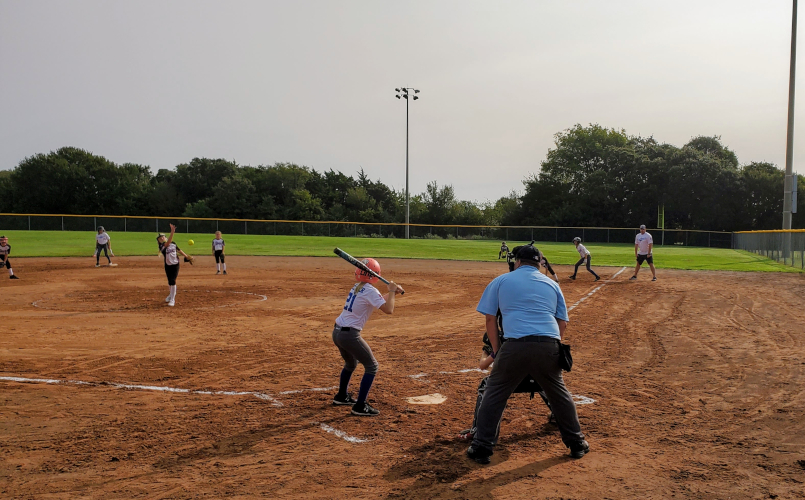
[594,276,600,281]
[351,401,380,416]
[568,275,576,280]
[629,276,637,280]
[223,270,227,275]
[569,440,590,459]
[466,445,492,464]
[10,275,20,279]
[652,276,657,281]
[332,393,357,406]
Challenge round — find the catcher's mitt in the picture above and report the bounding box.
[184,255,195,265]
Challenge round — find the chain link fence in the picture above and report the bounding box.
[0,213,733,248]
[733,230,805,269]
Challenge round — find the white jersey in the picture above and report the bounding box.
[575,244,590,258]
[96,233,111,246]
[335,283,386,331]
[635,232,653,255]
[160,242,180,266]
[212,238,225,251]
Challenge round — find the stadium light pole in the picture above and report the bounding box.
[395,87,420,239]
[784,0,797,232]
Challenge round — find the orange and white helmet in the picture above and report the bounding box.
[355,258,381,284]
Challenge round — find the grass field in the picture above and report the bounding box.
[1,230,798,272]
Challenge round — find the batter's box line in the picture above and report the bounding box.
[0,375,283,407]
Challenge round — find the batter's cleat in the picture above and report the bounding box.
[594,276,600,281]
[95,264,100,268]
[223,270,227,275]
[629,275,637,280]
[167,300,175,307]
[332,393,357,406]
[568,275,576,280]
[466,445,492,464]
[458,429,474,441]
[216,270,221,275]
[652,276,657,281]
[10,275,19,279]
[569,440,590,459]
[351,401,379,416]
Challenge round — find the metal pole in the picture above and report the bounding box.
[124,218,127,232]
[245,221,247,235]
[405,95,410,239]
[28,215,30,230]
[785,0,798,231]
[61,216,64,231]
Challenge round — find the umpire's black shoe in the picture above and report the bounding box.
[466,445,493,464]
[569,440,590,459]
[332,393,357,406]
[351,401,380,416]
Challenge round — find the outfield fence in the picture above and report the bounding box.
[0,213,733,247]
[733,230,805,269]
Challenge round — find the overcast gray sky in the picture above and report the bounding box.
[0,1,800,202]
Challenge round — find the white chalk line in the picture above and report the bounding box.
[31,289,268,312]
[279,386,337,395]
[0,376,282,407]
[317,423,369,443]
[567,266,627,312]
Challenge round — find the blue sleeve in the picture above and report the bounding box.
[476,277,501,316]
[554,285,569,322]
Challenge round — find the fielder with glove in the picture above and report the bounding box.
[157,224,193,307]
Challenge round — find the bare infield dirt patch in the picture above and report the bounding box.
[1,256,804,499]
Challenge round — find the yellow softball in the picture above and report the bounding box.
[188,239,195,246]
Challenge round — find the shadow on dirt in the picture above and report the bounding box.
[384,429,571,500]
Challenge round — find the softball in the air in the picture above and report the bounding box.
[188,239,195,246]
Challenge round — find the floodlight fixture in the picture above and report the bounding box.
[393,86,421,239]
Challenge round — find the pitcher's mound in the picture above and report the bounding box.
[405,393,447,405]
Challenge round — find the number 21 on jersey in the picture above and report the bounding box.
[343,290,358,312]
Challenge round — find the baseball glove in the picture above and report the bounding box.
[184,256,195,265]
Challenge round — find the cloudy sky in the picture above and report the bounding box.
[0,1,800,202]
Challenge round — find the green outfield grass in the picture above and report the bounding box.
[0,230,799,272]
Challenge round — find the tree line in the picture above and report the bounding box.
[0,124,802,231]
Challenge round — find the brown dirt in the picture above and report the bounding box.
[1,256,804,499]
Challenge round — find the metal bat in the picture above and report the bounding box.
[333,247,404,295]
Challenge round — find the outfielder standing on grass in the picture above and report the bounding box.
[157,224,194,307]
[0,235,20,279]
[331,258,404,417]
[467,243,588,464]
[212,231,227,275]
[631,224,657,281]
[94,226,116,268]
[569,237,600,281]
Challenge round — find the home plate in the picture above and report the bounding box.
[405,393,447,405]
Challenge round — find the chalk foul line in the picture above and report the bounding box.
[317,423,369,444]
[567,266,627,312]
[0,376,282,407]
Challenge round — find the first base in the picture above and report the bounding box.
[405,393,447,405]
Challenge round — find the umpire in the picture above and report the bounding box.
[467,243,589,464]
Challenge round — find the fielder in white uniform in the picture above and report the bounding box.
[0,235,19,279]
[94,226,115,267]
[331,257,404,417]
[212,231,226,275]
[631,225,656,281]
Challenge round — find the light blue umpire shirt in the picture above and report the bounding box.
[476,264,569,340]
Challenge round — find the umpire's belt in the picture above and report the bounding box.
[505,335,558,343]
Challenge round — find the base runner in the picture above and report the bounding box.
[331,257,404,416]
[569,237,600,281]
[0,235,19,279]
[212,231,227,275]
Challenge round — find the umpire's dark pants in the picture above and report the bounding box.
[471,337,584,451]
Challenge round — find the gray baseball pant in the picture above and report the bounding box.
[332,326,379,374]
[471,339,584,451]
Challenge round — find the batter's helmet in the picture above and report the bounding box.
[573,237,581,243]
[97,226,105,232]
[355,258,381,284]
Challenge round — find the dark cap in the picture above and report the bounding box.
[512,243,540,262]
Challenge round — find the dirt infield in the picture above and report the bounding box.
[2,256,804,499]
